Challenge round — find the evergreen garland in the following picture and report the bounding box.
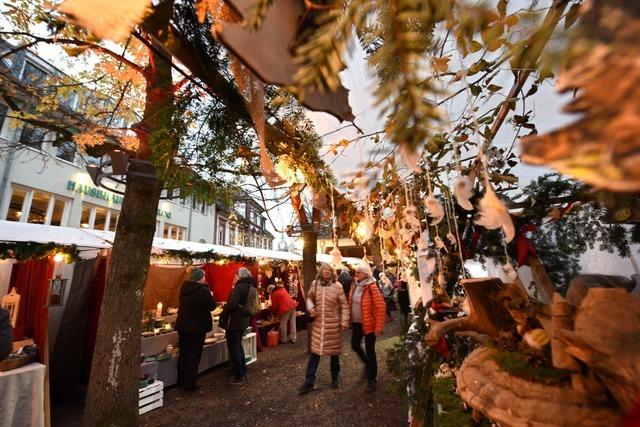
[150,249,299,269]
[0,242,80,263]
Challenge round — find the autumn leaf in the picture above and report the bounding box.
[433,56,451,73]
[338,138,350,148]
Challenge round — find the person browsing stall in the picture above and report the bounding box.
[220,267,254,385]
[299,263,350,394]
[267,283,298,344]
[350,262,386,393]
[175,268,217,392]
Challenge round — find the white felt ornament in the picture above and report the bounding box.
[330,246,343,268]
[446,232,457,246]
[382,206,395,223]
[423,195,444,225]
[474,182,515,242]
[400,143,423,173]
[403,206,421,230]
[434,236,447,251]
[454,175,475,211]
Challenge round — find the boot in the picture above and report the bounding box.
[298,381,315,395]
[365,379,376,393]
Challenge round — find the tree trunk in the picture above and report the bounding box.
[82,164,162,426]
[83,35,173,425]
[302,230,318,293]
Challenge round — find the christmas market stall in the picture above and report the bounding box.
[0,220,111,427]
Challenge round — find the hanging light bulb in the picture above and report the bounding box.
[53,252,65,263]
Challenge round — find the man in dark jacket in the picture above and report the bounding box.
[175,268,216,391]
[338,268,353,297]
[0,307,12,360]
[220,267,254,385]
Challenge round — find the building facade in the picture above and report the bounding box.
[0,43,273,248]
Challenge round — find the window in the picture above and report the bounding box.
[200,201,206,214]
[56,140,76,163]
[80,205,92,229]
[94,206,108,230]
[217,220,226,245]
[19,125,46,149]
[6,188,26,222]
[163,223,185,240]
[108,212,118,232]
[27,191,49,224]
[4,187,69,226]
[80,203,118,230]
[21,61,48,86]
[0,104,7,136]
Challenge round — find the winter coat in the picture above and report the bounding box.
[397,281,411,314]
[0,308,12,360]
[270,287,297,317]
[176,281,217,334]
[306,280,350,356]
[220,277,254,331]
[337,271,353,296]
[350,277,386,335]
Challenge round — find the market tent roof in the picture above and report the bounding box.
[0,220,112,248]
[316,253,363,266]
[230,245,302,262]
[84,230,242,257]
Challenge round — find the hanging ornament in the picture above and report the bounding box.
[446,232,456,246]
[417,232,430,254]
[502,262,518,282]
[474,181,515,242]
[330,246,343,268]
[382,250,393,263]
[434,235,447,251]
[399,225,414,244]
[230,58,287,188]
[378,225,395,240]
[403,205,421,231]
[58,0,151,42]
[423,195,444,225]
[381,206,395,223]
[454,174,475,211]
[399,143,423,173]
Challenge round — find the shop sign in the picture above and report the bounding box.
[67,180,123,204]
[68,180,171,219]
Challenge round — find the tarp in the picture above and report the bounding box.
[0,220,112,248]
[316,253,363,266]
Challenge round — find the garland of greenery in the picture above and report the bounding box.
[151,249,300,269]
[0,242,80,263]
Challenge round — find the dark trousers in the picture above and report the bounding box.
[351,323,377,381]
[178,332,205,390]
[226,329,247,380]
[305,353,340,384]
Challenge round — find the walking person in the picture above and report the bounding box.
[175,268,217,392]
[299,263,350,394]
[338,267,353,297]
[397,270,411,325]
[350,262,386,393]
[267,283,297,344]
[220,267,254,385]
[379,272,395,323]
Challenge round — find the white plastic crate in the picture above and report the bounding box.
[139,380,163,415]
[242,332,257,365]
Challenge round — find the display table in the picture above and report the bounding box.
[0,362,46,427]
[140,332,257,388]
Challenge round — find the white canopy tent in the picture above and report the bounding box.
[230,245,302,262]
[0,220,112,249]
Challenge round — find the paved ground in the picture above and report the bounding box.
[140,318,406,427]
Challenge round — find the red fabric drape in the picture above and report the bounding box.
[84,257,107,372]
[10,257,54,361]
[202,261,247,302]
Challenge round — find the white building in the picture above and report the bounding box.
[0,42,273,248]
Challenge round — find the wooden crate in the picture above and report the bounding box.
[139,380,163,415]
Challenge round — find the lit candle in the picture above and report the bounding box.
[156,302,163,318]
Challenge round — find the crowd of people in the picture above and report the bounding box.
[175,261,411,394]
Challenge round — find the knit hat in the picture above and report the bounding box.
[266,284,275,294]
[355,262,372,276]
[189,268,205,282]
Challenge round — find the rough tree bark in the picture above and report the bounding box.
[82,31,173,426]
